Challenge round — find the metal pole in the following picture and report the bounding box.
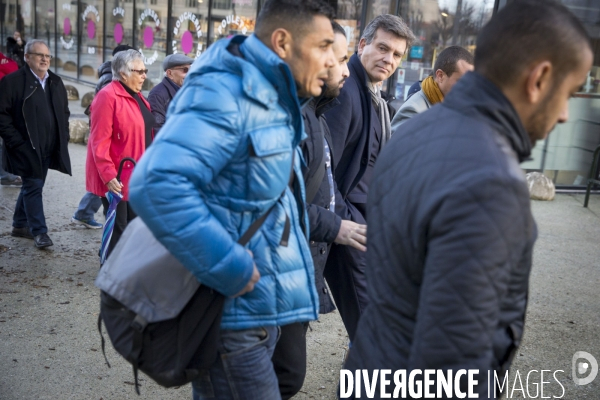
[166,0,172,54]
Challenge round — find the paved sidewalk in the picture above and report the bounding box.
[0,142,599,399]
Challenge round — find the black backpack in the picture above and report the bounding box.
[98,284,224,393]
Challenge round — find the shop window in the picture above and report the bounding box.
[79,0,104,84]
[171,0,209,59]
[105,1,134,62]
[135,5,167,92]
[210,0,257,43]
[55,1,78,79]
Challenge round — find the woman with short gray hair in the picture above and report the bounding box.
[86,48,154,259]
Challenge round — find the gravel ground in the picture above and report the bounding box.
[1,140,599,400]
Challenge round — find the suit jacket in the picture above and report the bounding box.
[0,67,71,178]
[324,54,382,221]
[390,89,432,132]
[301,96,342,314]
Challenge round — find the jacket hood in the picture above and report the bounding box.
[189,34,306,146]
[98,61,112,77]
[443,71,532,162]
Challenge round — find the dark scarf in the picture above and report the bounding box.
[120,81,154,148]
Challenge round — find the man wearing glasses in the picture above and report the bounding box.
[0,39,71,248]
[148,54,194,134]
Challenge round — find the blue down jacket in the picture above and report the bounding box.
[129,34,319,330]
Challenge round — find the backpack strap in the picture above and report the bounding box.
[98,314,111,368]
[129,314,148,395]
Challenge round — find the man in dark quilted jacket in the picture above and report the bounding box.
[344,1,593,398]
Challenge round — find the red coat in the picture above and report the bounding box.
[0,53,18,80]
[86,81,151,201]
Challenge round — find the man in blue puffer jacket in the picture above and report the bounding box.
[128,1,335,399]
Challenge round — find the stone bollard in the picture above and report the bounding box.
[526,172,555,201]
[69,119,90,144]
[81,91,94,108]
[65,84,79,101]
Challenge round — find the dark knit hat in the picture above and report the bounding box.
[112,44,136,56]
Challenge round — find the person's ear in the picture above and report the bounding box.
[270,28,293,60]
[435,69,445,84]
[525,60,552,104]
[357,38,367,57]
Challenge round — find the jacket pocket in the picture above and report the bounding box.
[246,126,292,201]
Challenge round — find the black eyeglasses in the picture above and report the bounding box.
[28,52,53,60]
[172,67,190,73]
[130,68,148,75]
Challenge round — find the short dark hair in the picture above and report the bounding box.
[433,46,473,77]
[361,14,415,48]
[255,0,335,41]
[475,0,591,88]
[332,21,347,38]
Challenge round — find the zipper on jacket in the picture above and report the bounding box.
[22,85,38,150]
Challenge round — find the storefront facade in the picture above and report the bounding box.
[0,0,598,188]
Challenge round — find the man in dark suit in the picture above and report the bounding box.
[324,15,414,341]
[0,39,71,248]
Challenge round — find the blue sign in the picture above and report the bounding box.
[410,46,423,59]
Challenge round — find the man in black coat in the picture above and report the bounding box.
[272,23,367,399]
[324,14,414,341]
[0,39,71,248]
[344,2,593,398]
[148,54,194,134]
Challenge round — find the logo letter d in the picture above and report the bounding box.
[573,351,598,385]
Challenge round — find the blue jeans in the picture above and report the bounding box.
[13,156,51,236]
[73,192,102,221]
[192,326,281,400]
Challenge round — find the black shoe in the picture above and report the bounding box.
[33,233,53,248]
[11,226,33,239]
[1,176,22,187]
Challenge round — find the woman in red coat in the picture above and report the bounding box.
[0,52,18,79]
[86,49,154,257]
[0,52,20,186]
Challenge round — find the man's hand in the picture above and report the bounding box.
[334,220,367,252]
[233,250,261,297]
[106,178,123,195]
